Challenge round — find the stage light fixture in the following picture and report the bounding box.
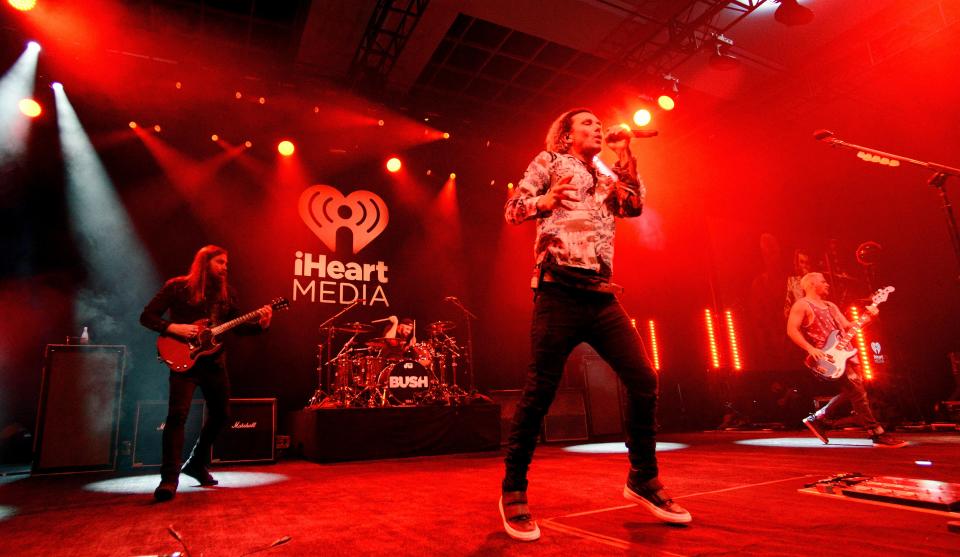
[442,132,450,139]
[775,0,814,26]
[244,140,252,148]
[709,34,739,70]
[153,124,161,133]
[128,121,137,129]
[724,310,743,371]
[277,140,295,156]
[50,82,62,91]
[26,41,40,53]
[648,319,661,371]
[705,309,721,369]
[235,91,242,99]
[489,180,495,186]
[18,98,40,118]
[175,81,182,89]
[507,182,514,189]
[657,74,679,111]
[258,97,266,105]
[378,119,385,126]
[313,106,320,113]
[633,109,652,127]
[848,306,873,380]
[211,134,218,141]
[8,0,37,12]
[386,157,402,172]
[449,172,456,180]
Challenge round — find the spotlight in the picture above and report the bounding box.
[50,82,63,91]
[313,106,320,113]
[507,182,514,189]
[442,132,450,139]
[775,0,814,26]
[277,140,295,156]
[244,140,252,148]
[426,169,432,176]
[657,74,679,111]
[8,0,37,11]
[258,97,266,105]
[153,124,161,132]
[26,41,40,52]
[449,172,456,180]
[709,34,739,70]
[211,134,219,142]
[235,91,242,99]
[633,109,652,127]
[175,81,182,89]
[128,121,137,129]
[378,119,385,127]
[386,157,402,173]
[18,98,41,118]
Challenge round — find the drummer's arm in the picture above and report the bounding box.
[383,315,399,338]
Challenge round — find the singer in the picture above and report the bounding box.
[498,108,690,541]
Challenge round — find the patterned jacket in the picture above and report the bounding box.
[504,151,645,280]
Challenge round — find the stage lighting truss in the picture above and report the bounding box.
[709,34,739,70]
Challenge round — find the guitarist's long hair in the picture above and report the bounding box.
[184,244,229,306]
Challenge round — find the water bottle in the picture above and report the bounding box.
[80,326,90,344]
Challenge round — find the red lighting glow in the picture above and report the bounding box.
[724,310,743,371]
[211,134,219,142]
[633,109,652,127]
[386,157,402,173]
[449,173,456,180]
[277,140,295,156]
[153,125,161,133]
[442,132,450,139]
[128,122,137,129]
[849,306,874,380]
[657,95,675,111]
[8,0,37,12]
[18,98,41,118]
[648,320,661,371]
[244,140,252,148]
[705,309,720,369]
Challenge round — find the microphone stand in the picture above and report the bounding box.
[307,299,363,408]
[446,297,489,403]
[815,131,960,282]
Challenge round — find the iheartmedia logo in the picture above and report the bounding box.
[389,376,429,389]
[232,421,257,429]
[299,185,388,254]
[871,341,881,354]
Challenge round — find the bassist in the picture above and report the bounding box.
[140,245,273,501]
[786,272,904,448]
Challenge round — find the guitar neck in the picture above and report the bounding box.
[837,312,871,350]
[210,309,261,336]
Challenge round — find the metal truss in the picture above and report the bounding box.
[348,0,431,94]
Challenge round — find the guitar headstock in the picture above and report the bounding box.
[271,297,290,311]
[871,286,895,305]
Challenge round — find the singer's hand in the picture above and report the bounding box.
[537,175,580,212]
[258,305,273,328]
[603,126,631,156]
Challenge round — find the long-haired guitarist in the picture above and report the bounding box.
[786,272,905,448]
[140,245,273,501]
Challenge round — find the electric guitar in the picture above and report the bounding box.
[157,297,289,372]
[805,286,894,380]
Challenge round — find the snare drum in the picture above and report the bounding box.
[381,360,431,404]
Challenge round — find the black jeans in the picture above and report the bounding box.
[161,359,231,481]
[502,283,659,492]
[813,362,881,434]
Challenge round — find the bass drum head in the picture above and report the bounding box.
[382,360,430,405]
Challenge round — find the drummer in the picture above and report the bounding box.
[381,316,416,356]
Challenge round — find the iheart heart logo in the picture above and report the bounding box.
[298,185,389,254]
[871,341,881,355]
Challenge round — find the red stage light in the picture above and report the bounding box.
[705,309,720,369]
[442,132,450,139]
[507,182,514,189]
[724,310,743,371]
[211,134,219,142]
[633,109,652,127]
[153,125,161,133]
[258,97,266,105]
[18,98,41,118]
[378,119,385,126]
[8,0,37,12]
[175,81,182,90]
[849,306,874,380]
[449,173,456,180]
[128,121,137,129]
[386,157,402,173]
[235,92,242,99]
[657,95,675,111]
[244,140,252,148]
[277,140,295,156]
[648,320,661,371]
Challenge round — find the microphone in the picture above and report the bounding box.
[605,128,659,142]
[813,129,835,141]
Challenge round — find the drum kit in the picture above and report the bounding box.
[308,319,469,408]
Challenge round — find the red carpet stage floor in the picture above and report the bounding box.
[1,432,958,556]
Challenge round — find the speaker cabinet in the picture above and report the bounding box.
[212,398,276,464]
[544,388,588,441]
[132,400,205,468]
[33,345,126,474]
[579,348,626,437]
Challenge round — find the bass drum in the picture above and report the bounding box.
[381,360,431,405]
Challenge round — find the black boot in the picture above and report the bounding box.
[154,476,179,502]
[181,460,218,486]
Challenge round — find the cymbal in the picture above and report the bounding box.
[366,337,406,349]
[428,320,455,332]
[336,322,374,333]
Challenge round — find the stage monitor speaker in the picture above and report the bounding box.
[579,348,626,437]
[132,400,205,468]
[33,344,126,474]
[488,389,523,445]
[544,388,588,442]
[212,398,276,464]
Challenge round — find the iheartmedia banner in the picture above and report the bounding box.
[292,184,391,307]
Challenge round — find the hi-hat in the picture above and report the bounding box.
[427,321,456,332]
[336,322,374,333]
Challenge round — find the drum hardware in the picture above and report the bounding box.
[443,296,481,401]
[306,299,365,408]
[335,322,374,334]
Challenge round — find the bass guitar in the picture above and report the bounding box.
[157,297,289,372]
[805,286,894,380]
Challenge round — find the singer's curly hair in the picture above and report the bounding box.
[545,108,593,153]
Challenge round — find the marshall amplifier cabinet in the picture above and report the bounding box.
[212,398,276,464]
[132,400,205,468]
